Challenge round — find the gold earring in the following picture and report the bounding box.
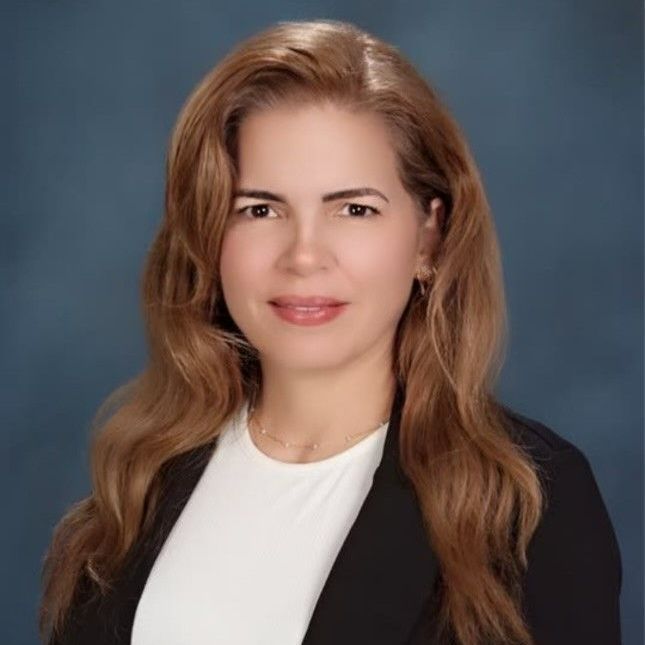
[416,264,437,296]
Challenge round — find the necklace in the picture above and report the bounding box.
[247,403,390,452]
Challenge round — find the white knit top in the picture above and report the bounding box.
[131,399,389,645]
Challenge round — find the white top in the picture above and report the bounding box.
[131,399,389,645]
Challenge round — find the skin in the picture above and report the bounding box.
[219,101,444,463]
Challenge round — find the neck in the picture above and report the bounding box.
[248,361,397,462]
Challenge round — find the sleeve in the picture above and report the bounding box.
[522,446,623,644]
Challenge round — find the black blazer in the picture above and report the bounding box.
[50,385,622,644]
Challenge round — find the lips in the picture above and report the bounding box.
[269,295,347,307]
[268,299,348,326]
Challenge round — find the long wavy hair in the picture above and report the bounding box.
[40,19,544,645]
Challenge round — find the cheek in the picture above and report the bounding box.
[219,229,269,297]
[339,229,416,334]
[341,232,414,293]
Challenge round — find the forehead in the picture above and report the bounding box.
[235,102,401,191]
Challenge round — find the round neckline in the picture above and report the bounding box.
[235,399,389,474]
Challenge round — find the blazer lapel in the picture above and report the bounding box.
[301,382,440,644]
[84,382,439,644]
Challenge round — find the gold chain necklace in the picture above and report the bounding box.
[247,403,390,452]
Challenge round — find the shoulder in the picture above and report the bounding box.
[498,403,616,511]
[498,402,619,550]
[498,402,581,460]
[499,405,620,544]
[498,404,623,642]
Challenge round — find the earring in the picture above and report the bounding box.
[415,264,437,296]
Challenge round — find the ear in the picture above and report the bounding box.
[415,197,445,271]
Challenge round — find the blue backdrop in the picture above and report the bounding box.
[4,2,642,643]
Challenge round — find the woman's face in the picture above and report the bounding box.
[219,101,443,372]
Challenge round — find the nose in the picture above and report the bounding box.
[275,215,334,277]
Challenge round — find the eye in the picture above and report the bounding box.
[234,202,381,219]
[340,202,381,217]
[235,203,278,219]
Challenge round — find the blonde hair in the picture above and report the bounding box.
[40,19,544,645]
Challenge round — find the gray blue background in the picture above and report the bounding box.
[3,1,642,643]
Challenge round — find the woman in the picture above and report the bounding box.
[39,19,622,645]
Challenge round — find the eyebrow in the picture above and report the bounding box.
[233,187,390,204]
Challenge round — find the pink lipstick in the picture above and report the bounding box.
[268,295,349,326]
